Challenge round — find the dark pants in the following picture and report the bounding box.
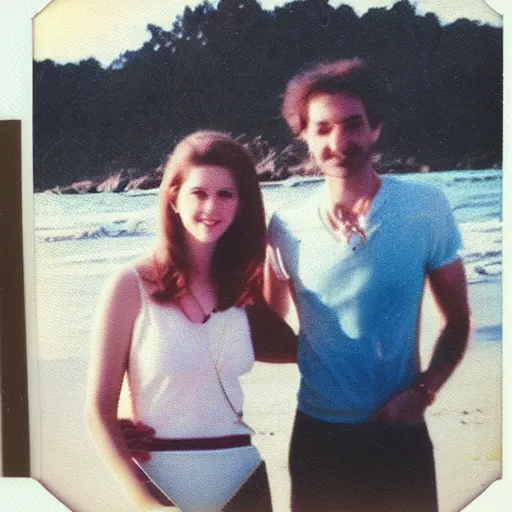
[289,411,438,512]
[223,460,273,512]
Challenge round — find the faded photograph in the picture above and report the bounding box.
[32,1,502,511]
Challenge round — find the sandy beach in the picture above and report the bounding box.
[34,278,502,512]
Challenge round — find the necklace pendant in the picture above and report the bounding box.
[347,232,364,251]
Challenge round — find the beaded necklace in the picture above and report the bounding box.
[323,175,381,251]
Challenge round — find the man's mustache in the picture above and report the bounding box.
[342,145,363,157]
[327,145,364,159]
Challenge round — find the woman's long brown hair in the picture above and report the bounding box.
[145,130,267,310]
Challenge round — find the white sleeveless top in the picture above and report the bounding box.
[127,268,255,438]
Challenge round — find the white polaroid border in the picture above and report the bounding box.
[0,0,507,510]
[1,1,61,509]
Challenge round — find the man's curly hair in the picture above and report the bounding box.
[282,58,388,135]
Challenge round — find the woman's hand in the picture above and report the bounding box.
[119,419,156,463]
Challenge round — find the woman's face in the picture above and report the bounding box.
[174,165,240,245]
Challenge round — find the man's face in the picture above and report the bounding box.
[302,92,382,178]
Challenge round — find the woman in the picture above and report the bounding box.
[87,131,296,511]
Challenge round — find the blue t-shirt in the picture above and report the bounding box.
[268,176,462,423]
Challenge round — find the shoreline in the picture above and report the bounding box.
[37,167,502,195]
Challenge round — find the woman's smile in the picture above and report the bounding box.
[175,164,240,244]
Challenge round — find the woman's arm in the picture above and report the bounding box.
[86,267,170,509]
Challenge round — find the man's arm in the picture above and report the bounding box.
[418,257,471,393]
[263,246,299,333]
[371,258,471,424]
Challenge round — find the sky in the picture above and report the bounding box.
[33,0,503,68]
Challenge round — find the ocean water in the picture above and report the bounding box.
[33,169,502,359]
[34,169,502,283]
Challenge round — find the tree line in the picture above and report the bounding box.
[33,0,502,191]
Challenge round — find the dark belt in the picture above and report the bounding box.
[149,434,251,451]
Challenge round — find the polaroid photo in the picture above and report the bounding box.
[1,0,508,511]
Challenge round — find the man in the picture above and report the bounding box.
[264,58,470,512]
